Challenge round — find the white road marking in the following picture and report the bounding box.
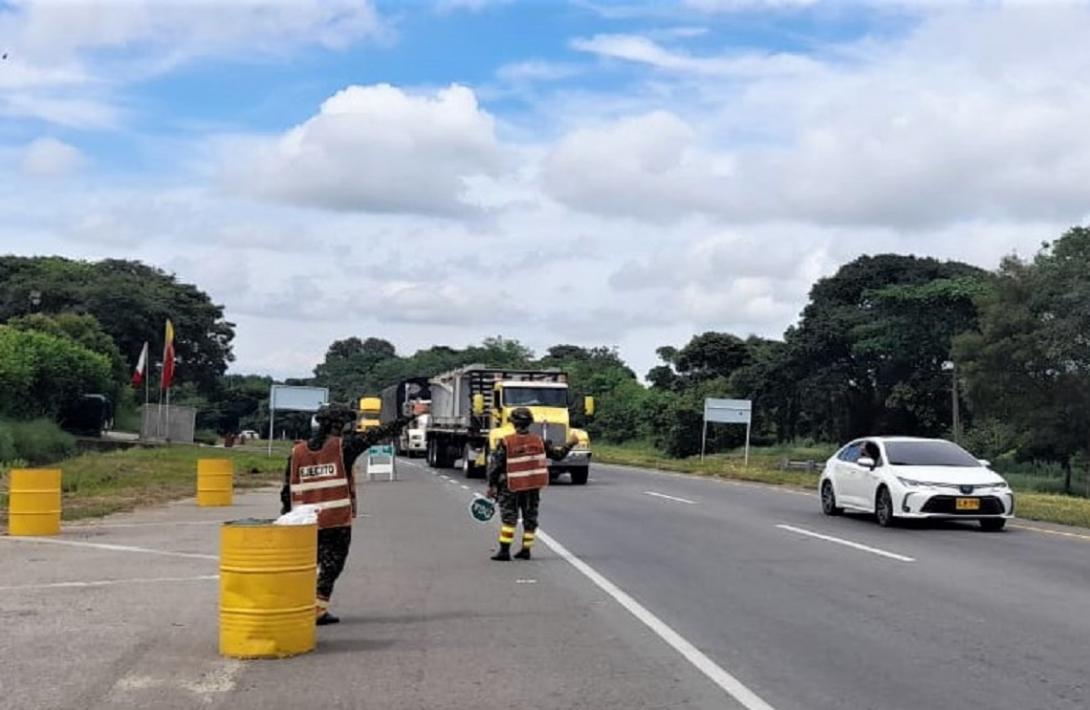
[515,578,537,584]
[460,485,471,490]
[776,524,916,563]
[113,660,243,700]
[0,575,218,591]
[67,520,222,529]
[0,536,217,561]
[1010,523,1090,542]
[644,491,697,505]
[537,529,776,710]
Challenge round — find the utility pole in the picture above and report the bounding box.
[942,361,960,443]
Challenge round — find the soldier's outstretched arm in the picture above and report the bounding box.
[544,435,579,462]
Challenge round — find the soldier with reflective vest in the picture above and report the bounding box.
[280,402,409,625]
[486,407,579,561]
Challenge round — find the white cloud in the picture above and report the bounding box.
[436,0,513,13]
[541,111,729,221]
[0,0,388,129]
[220,84,506,215]
[551,5,1090,229]
[496,61,581,83]
[572,34,820,78]
[684,0,818,11]
[2,0,387,63]
[19,137,87,178]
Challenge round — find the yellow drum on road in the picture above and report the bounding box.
[8,468,61,536]
[219,520,317,659]
[197,458,233,507]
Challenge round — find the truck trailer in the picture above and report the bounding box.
[424,365,593,484]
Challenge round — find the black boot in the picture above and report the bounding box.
[316,612,340,626]
[514,547,531,560]
[491,543,511,561]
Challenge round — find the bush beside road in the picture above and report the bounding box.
[0,444,284,527]
[594,441,1090,531]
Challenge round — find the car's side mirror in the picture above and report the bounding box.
[584,396,596,417]
[857,456,876,469]
[978,459,991,468]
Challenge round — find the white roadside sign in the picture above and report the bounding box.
[702,398,753,466]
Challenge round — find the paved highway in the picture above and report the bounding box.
[2,458,1089,709]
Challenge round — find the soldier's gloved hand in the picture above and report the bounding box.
[566,432,581,446]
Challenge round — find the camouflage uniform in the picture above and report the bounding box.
[280,405,409,622]
[487,416,575,560]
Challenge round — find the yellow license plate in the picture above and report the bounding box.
[956,498,981,511]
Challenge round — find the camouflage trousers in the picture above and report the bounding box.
[317,526,352,605]
[497,487,540,530]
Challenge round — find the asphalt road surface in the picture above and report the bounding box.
[2,457,1088,709]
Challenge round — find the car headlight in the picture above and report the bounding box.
[988,481,1009,490]
[897,477,922,487]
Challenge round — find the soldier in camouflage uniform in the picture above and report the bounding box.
[486,407,578,561]
[281,402,409,625]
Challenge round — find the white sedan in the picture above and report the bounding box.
[819,437,1014,531]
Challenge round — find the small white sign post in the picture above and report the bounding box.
[702,398,753,467]
[268,385,329,456]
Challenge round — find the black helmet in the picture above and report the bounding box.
[315,402,357,426]
[510,407,533,426]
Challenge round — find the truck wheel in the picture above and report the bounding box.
[462,444,484,479]
[570,467,589,485]
[438,443,456,468]
[426,440,437,468]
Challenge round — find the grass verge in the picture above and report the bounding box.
[594,441,1090,531]
[0,444,285,526]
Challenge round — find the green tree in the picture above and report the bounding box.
[783,254,986,442]
[6,312,128,397]
[0,326,112,419]
[956,227,1090,490]
[0,257,234,393]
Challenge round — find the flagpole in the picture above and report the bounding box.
[165,386,171,444]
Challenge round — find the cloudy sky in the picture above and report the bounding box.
[2,0,1089,380]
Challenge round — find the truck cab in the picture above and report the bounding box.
[479,380,592,485]
[425,365,594,484]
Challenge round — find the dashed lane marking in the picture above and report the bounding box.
[644,491,697,505]
[776,524,916,563]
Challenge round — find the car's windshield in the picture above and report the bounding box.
[884,441,982,467]
[503,387,568,407]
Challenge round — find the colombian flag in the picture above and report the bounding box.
[161,319,176,390]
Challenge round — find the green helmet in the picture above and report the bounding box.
[510,407,533,426]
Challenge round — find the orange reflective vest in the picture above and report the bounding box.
[504,433,549,492]
[289,436,354,529]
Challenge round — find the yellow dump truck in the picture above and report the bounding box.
[356,396,382,433]
[424,365,594,484]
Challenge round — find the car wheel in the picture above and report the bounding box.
[875,486,897,527]
[821,480,843,516]
[980,518,1006,532]
[570,467,589,485]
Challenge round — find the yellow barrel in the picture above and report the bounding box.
[8,468,61,536]
[197,458,234,507]
[219,520,317,659]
